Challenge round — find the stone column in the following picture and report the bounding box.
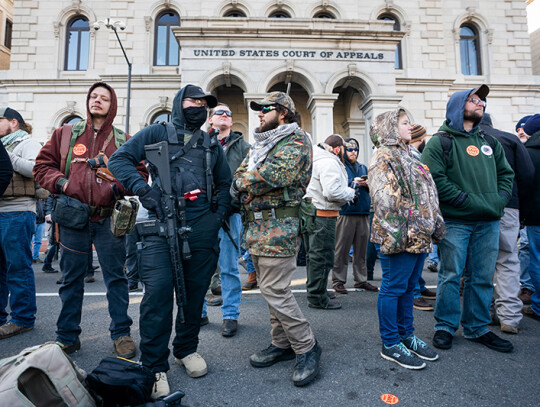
[307,93,339,145]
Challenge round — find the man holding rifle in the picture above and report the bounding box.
[109,85,231,399]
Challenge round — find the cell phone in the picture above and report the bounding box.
[360,175,368,180]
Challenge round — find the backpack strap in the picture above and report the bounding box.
[59,124,74,175]
[434,131,453,167]
[480,132,498,151]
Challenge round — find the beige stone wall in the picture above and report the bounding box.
[0,0,537,150]
[0,0,13,70]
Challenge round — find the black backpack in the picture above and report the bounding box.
[434,131,498,167]
[86,357,154,407]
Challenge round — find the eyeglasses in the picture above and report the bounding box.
[213,109,232,117]
[260,106,277,114]
[346,148,359,152]
[184,97,208,108]
[467,97,486,107]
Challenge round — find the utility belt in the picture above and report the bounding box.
[89,206,114,218]
[244,206,299,223]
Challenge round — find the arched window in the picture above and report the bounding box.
[224,9,246,17]
[269,10,291,18]
[154,11,180,66]
[64,16,90,71]
[460,24,482,75]
[151,111,171,123]
[313,11,335,19]
[378,14,402,69]
[62,115,84,125]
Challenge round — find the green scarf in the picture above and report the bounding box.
[1,129,29,147]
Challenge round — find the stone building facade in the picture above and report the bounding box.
[0,0,538,164]
[0,0,13,70]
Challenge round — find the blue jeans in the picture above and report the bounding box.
[32,222,46,260]
[413,275,427,299]
[376,245,426,346]
[434,221,499,338]
[125,229,140,286]
[57,219,132,345]
[218,213,242,320]
[519,227,535,292]
[366,212,377,273]
[427,244,439,265]
[0,211,37,327]
[526,226,540,314]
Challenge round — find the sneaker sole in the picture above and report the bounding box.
[407,348,439,361]
[380,352,426,370]
[249,352,295,368]
[175,358,208,377]
[413,305,434,311]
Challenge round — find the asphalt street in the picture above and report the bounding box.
[2,255,539,407]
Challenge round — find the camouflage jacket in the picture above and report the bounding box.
[233,128,313,257]
[368,110,446,255]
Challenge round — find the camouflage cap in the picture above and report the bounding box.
[250,92,296,114]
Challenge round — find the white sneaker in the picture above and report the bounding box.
[174,352,208,377]
[151,372,170,400]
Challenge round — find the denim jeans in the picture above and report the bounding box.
[57,219,132,345]
[427,244,439,265]
[31,222,46,260]
[0,211,37,328]
[412,275,427,299]
[218,213,242,320]
[434,221,499,338]
[125,228,140,286]
[376,245,426,346]
[43,222,58,268]
[526,226,540,314]
[519,227,535,292]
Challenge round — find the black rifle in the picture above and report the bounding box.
[221,219,239,251]
[143,141,189,323]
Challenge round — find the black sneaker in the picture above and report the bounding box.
[42,265,58,273]
[380,343,426,370]
[293,341,322,387]
[467,331,513,353]
[427,262,438,273]
[249,344,295,368]
[308,299,342,310]
[401,335,439,361]
[433,330,453,350]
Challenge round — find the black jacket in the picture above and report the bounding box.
[521,130,540,226]
[0,142,13,196]
[479,122,534,209]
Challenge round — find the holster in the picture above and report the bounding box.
[110,198,139,237]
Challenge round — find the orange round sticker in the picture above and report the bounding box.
[381,394,399,405]
[466,145,479,157]
[73,144,87,156]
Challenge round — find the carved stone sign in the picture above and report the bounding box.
[185,48,388,61]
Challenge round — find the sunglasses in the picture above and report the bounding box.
[260,106,277,114]
[213,109,232,117]
[346,148,359,152]
[467,97,486,107]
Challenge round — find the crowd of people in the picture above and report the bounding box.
[0,80,539,399]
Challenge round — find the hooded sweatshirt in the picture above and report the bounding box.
[521,128,540,226]
[108,85,231,222]
[34,82,148,221]
[305,143,356,211]
[369,109,445,255]
[421,88,514,222]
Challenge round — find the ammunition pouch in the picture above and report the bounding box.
[244,206,299,223]
[51,195,90,230]
[110,198,139,237]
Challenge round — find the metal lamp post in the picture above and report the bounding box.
[93,18,131,134]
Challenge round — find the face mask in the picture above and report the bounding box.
[184,106,208,129]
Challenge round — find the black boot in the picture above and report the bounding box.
[249,344,295,368]
[292,341,322,387]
